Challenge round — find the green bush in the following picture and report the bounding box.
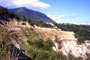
[68,54,82,60]
[0,8,20,20]
[43,38,54,50]
[28,20,53,28]
[34,39,44,48]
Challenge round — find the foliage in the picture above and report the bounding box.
[0,8,20,20]
[34,39,44,49]
[68,54,82,60]
[28,20,53,28]
[0,27,11,59]
[43,38,54,50]
[55,23,90,43]
[21,15,27,21]
[21,28,82,60]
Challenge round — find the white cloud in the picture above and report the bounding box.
[47,14,65,23]
[71,14,78,18]
[0,0,13,7]
[0,0,50,9]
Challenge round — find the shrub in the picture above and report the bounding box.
[28,20,53,28]
[0,8,20,20]
[34,39,44,48]
[43,38,54,50]
[68,54,82,60]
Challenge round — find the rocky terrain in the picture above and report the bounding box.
[0,18,90,60]
[0,7,90,60]
[31,22,90,60]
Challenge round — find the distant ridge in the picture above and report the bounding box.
[9,7,56,23]
[0,6,3,9]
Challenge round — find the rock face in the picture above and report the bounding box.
[6,18,32,28]
[2,20,90,60]
[33,25,90,60]
[52,31,90,60]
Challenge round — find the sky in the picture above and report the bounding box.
[0,0,90,24]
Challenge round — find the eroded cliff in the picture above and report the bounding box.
[0,19,90,60]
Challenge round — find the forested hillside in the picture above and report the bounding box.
[9,7,56,23]
[55,23,90,43]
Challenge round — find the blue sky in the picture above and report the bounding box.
[0,0,90,24]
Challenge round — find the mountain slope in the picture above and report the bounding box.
[0,8,89,60]
[9,7,56,23]
[0,6,3,8]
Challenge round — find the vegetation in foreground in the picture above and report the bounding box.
[0,27,11,60]
[0,7,85,60]
[21,28,82,60]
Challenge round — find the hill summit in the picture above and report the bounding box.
[9,7,56,23]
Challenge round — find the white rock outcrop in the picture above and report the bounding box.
[52,32,90,60]
[5,20,90,60]
[6,19,32,28]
